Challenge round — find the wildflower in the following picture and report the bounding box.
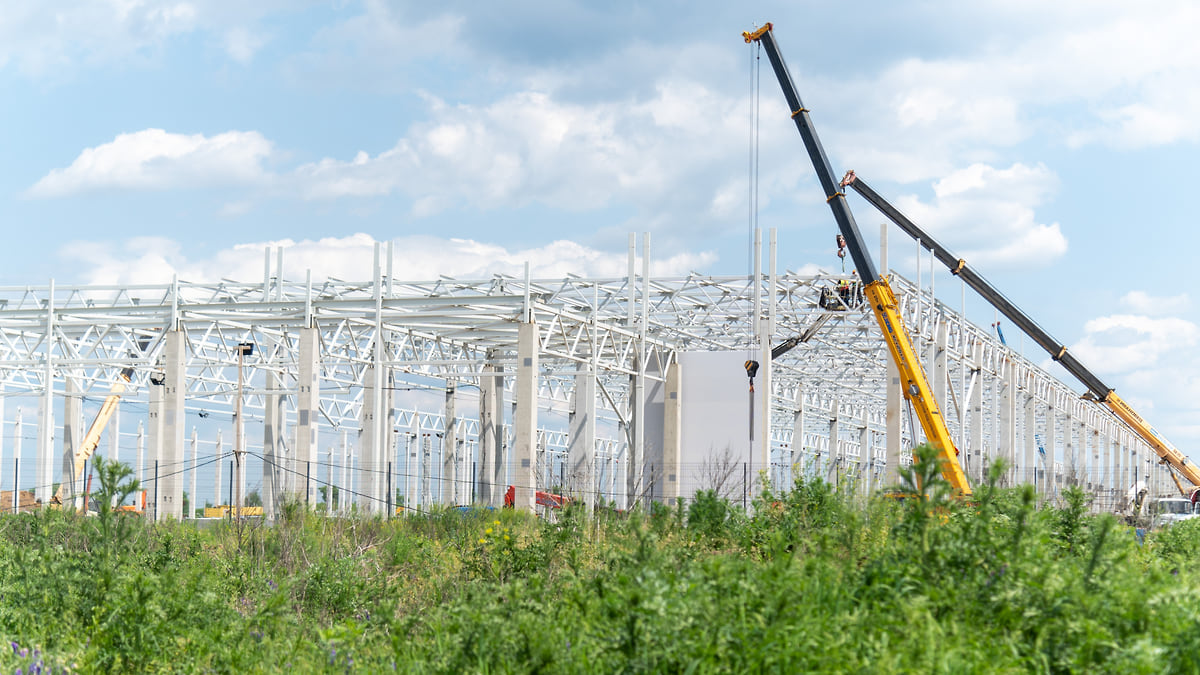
[478,538,486,544]
[485,528,493,535]
[493,520,500,526]
[503,535,510,541]
[10,642,17,654]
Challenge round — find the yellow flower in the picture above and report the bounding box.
[477,538,486,544]
[485,528,493,535]
[503,535,510,541]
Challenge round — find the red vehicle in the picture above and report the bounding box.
[503,485,570,509]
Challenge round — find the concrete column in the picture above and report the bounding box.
[858,408,871,495]
[359,365,380,515]
[791,385,805,485]
[263,365,286,520]
[885,357,903,487]
[930,317,948,413]
[1045,401,1057,498]
[661,361,682,503]
[827,399,840,486]
[146,380,162,519]
[37,379,55,506]
[998,361,1015,486]
[628,357,646,507]
[62,374,83,507]
[214,430,223,509]
[187,427,198,517]
[135,420,144,505]
[1023,395,1037,489]
[297,327,320,505]
[442,384,458,506]
[969,369,983,483]
[512,322,539,511]
[420,426,433,508]
[1078,418,1089,490]
[159,330,186,521]
[37,284,54,508]
[108,401,120,472]
[568,365,597,508]
[339,429,349,514]
[478,350,504,506]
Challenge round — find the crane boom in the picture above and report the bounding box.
[840,170,1200,491]
[744,24,970,496]
[52,367,134,506]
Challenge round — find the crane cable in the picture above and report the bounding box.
[746,38,762,488]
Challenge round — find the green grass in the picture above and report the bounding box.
[1,448,1199,673]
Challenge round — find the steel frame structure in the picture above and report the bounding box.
[0,239,1174,516]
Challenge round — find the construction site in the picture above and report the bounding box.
[0,226,1181,522]
[0,26,1191,526]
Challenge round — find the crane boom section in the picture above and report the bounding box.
[744,24,970,495]
[864,280,971,493]
[841,172,1200,489]
[52,368,134,505]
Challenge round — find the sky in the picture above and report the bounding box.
[3,1,1200,462]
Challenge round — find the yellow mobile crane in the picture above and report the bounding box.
[51,367,135,507]
[744,24,971,497]
[837,170,1200,496]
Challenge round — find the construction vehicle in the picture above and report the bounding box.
[503,485,571,509]
[51,367,135,507]
[743,23,971,497]
[836,169,1200,496]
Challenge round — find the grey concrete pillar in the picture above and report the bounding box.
[791,385,805,485]
[969,370,984,483]
[263,365,286,521]
[146,379,162,518]
[568,365,597,508]
[189,427,198,517]
[37,380,55,506]
[930,317,948,413]
[478,350,504,506]
[513,322,538,511]
[297,327,320,505]
[828,399,840,486]
[159,330,186,521]
[885,357,903,487]
[1045,401,1057,498]
[62,374,82,507]
[628,355,646,507]
[661,361,682,503]
[858,408,871,495]
[998,361,1015,486]
[359,365,381,515]
[1023,395,1037,488]
[443,384,458,506]
[214,430,223,509]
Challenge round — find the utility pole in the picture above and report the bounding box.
[234,342,254,521]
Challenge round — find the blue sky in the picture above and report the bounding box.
[3,1,1200,458]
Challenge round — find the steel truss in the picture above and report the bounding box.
[0,243,1173,515]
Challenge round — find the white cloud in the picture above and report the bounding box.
[27,129,273,197]
[866,162,1067,269]
[1069,309,1200,451]
[223,26,267,63]
[1120,291,1192,317]
[60,233,717,287]
[0,1,302,75]
[1072,314,1199,374]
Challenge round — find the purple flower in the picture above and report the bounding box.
[10,642,17,654]
[267,580,278,591]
